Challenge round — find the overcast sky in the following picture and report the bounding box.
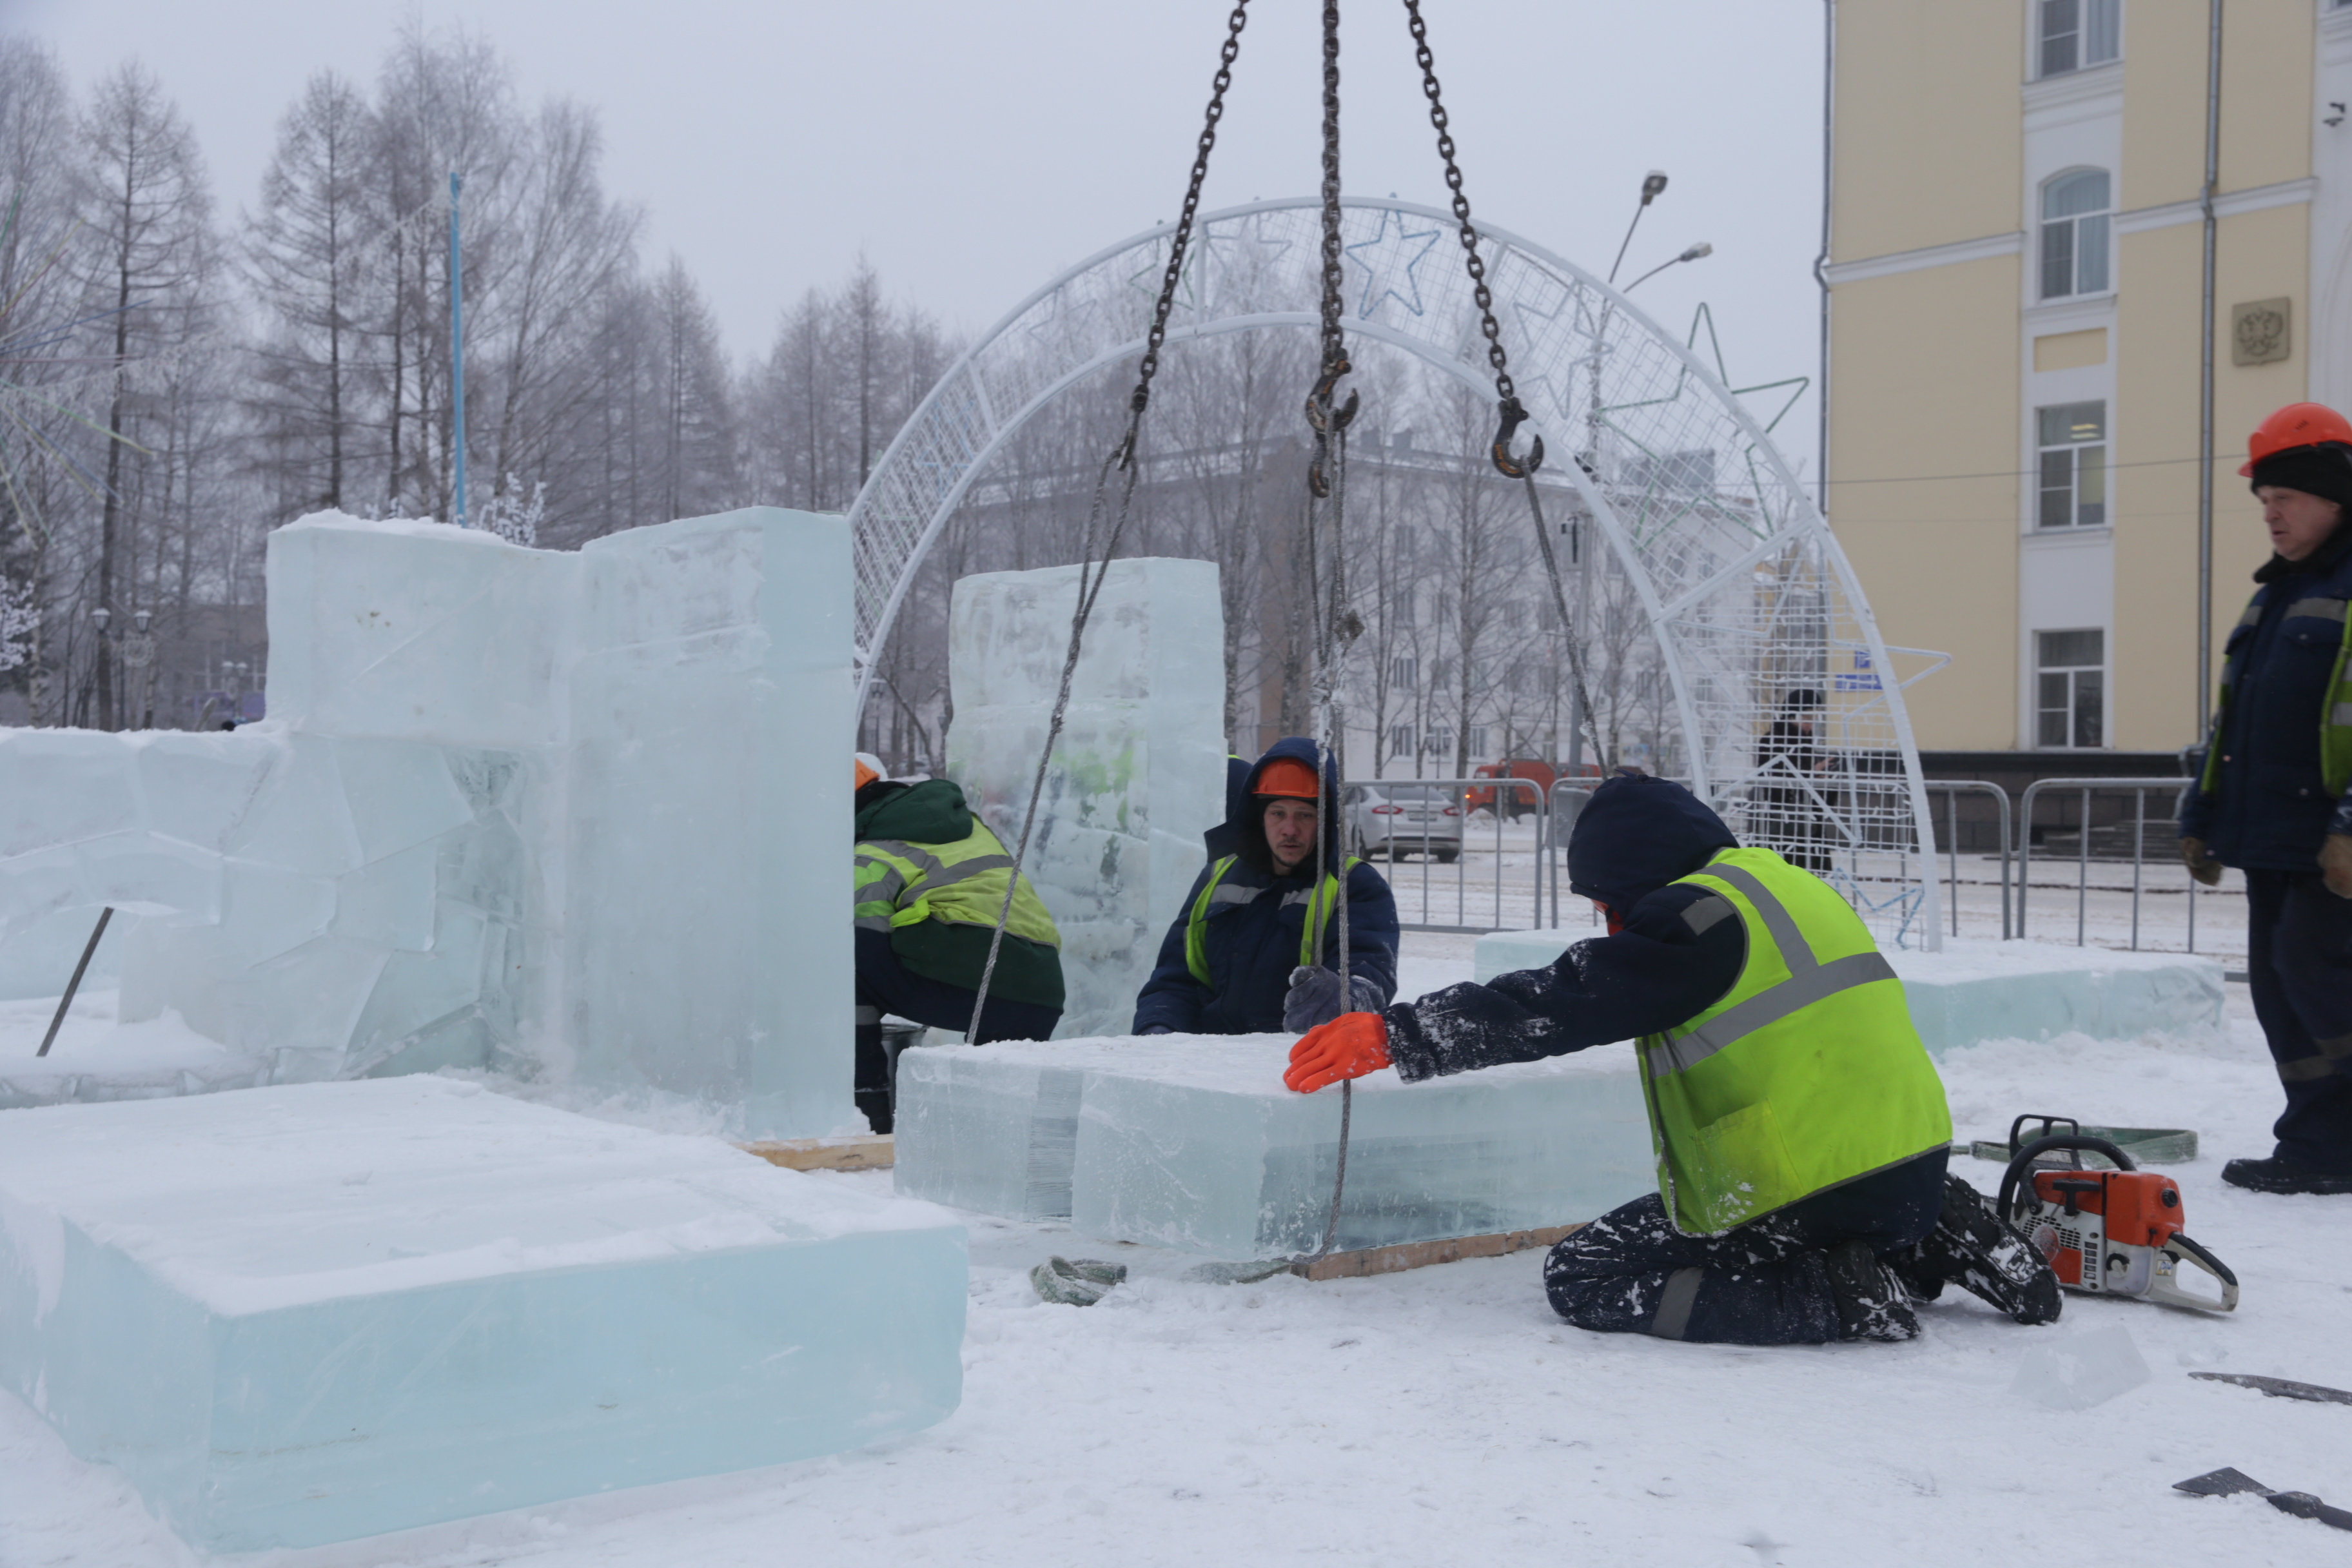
[13,0,1830,473]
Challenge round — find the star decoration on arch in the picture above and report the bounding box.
[1343,208,1442,322]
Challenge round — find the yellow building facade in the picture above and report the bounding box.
[1825,0,2352,762]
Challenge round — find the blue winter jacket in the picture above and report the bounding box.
[2180,525,2352,868]
[1133,737,1400,1035]
[1385,774,1745,1080]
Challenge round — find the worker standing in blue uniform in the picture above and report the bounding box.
[1133,738,1399,1035]
[2180,402,2352,1195]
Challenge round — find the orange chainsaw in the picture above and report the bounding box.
[1996,1118,2239,1314]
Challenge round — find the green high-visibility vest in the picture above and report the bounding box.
[1183,854,1361,988]
[2196,587,2352,800]
[854,819,1061,950]
[1639,847,1951,1236]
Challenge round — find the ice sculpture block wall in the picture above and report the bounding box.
[896,1035,1654,1255]
[1473,930,2226,1055]
[0,1079,966,1553]
[0,507,857,1134]
[564,511,854,1135]
[946,560,1225,1037]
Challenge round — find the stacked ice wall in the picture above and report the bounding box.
[946,560,1225,1037]
[0,508,854,1136]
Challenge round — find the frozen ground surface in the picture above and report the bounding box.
[4,937,2347,1567]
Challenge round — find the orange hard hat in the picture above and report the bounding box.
[2239,402,2352,476]
[1255,758,1322,799]
[853,752,885,790]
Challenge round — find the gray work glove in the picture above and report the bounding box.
[2179,835,2224,888]
[1283,965,1384,1033]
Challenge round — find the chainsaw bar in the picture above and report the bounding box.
[2189,1372,2352,1407]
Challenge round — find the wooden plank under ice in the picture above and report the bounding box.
[1290,1222,1586,1282]
[738,1135,895,1171]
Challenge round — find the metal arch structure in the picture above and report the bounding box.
[846,196,1945,948]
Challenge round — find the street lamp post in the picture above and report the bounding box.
[89,605,112,731]
[121,608,156,730]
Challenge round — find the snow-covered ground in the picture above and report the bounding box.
[5,937,2348,1567]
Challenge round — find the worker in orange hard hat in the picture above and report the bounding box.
[1132,737,1399,1035]
[2179,401,2352,1195]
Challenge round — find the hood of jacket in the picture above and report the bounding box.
[855,778,975,845]
[1565,774,1739,912]
[1234,736,1345,876]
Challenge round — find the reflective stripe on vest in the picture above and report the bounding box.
[854,819,1061,949]
[2200,586,2352,799]
[1184,854,1360,989]
[1637,848,1950,1237]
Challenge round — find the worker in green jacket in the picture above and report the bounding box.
[853,754,1064,1132]
[1286,774,2061,1345]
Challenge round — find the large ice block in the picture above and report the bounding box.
[1473,930,2228,1055]
[565,509,853,1137]
[0,1078,966,1553]
[896,1035,1654,1255]
[948,560,1225,1039]
[0,507,859,1134]
[264,513,580,749]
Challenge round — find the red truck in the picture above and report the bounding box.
[1464,759,1603,818]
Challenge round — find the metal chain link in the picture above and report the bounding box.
[1124,0,1251,454]
[1304,0,1357,500]
[1402,0,1542,479]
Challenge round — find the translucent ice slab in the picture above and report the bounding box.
[947,561,1225,1038]
[1474,930,2227,1055]
[566,510,854,1136]
[896,1035,1653,1256]
[0,1077,965,1553]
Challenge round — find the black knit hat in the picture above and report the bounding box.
[2246,444,2352,512]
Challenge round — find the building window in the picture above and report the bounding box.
[2036,402,2107,527]
[1391,587,1415,627]
[2040,170,2111,299]
[2036,629,2105,748]
[1468,725,1490,758]
[2039,0,2121,78]
[1389,656,1418,687]
[1389,724,1415,759]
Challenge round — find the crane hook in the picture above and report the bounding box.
[1491,395,1544,480]
[1306,357,1359,498]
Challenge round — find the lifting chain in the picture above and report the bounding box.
[1402,0,1542,480]
[1121,0,1251,468]
[1305,0,1358,499]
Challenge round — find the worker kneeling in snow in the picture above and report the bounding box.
[1287,774,2061,1344]
[854,754,1064,1132]
[1133,738,1399,1036]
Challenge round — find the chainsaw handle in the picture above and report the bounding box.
[2153,1231,2240,1313]
[1997,1133,2137,1222]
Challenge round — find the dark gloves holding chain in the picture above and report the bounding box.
[1282,965,1385,1032]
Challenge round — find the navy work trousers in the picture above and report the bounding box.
[853,928,1061,1093]
[2245,869,2352,1172]
[1543,1148,1947,1346]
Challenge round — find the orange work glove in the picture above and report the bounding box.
[1284,1012,1391,1094]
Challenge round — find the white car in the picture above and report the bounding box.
[1344,783,1463,863]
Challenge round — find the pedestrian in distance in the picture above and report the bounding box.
[1284,774,2061,1345]
[1754,687,1833,873]
[852,754,1064,1133]
[1133,738,1399,1036]
[2180,402,2352,1195]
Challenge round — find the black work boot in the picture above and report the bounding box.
[1823,1240,1920,1342]
[854,1006,891,1135]
[2222,1156,2352,1195]
[1892,1174,2061,1326]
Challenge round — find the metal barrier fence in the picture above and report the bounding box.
[1344,771,2224,957]
[1341,777,1547,934]
[1923,781,2013,940]
[2017,776,2210,952]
